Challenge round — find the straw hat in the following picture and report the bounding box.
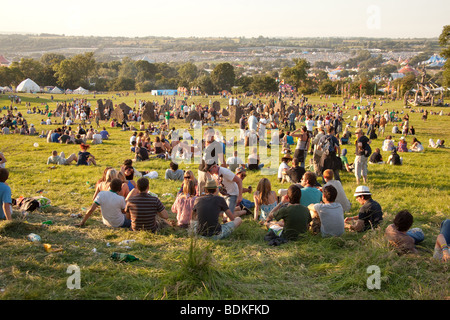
[354,185,372,197]
[205,179,218,189]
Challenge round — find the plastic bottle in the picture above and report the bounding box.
[42,220,53,226]
[27,233,41,242]
[110,252,139,262]
[118,240,135,246]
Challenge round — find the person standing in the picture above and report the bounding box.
[318,126,341,181]
[291,126,310,168]
[197,128,225,195]
[206,163,243,214]
[354,128,370,185]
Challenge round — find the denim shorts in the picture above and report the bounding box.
[226,195,238,214]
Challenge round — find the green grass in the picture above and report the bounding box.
[0,91,449,300]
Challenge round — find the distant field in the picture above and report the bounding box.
[0,91,449,301]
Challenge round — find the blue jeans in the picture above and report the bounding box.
[440,219,450,243]
[120,218,132,229]
[406,228,425,244]
[226,195,238,214]
[241,198,254,209]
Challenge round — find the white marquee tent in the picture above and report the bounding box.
[73,86,89,94]
[50,87,63,94]
[16,78,41,93]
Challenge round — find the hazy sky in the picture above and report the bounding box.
[1,0,448,38]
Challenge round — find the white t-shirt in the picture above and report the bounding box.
[92,133,102,144]
[226,156,244,166]
[323,180,351,212]
[305,119,315,132]
[313,202,345,237]
[278,162,289,179]
[248,115,258,132]
[94,191,126,228]
[216,167,238,196]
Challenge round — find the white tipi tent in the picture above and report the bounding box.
[50,87,63,94]
[16,78,41,93]
[73,86,89,94]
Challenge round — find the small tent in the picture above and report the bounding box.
[16,78,41,93]
[73,87,89,95]
[50,87,63,94]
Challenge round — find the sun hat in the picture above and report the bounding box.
[354,185,372,197]
[235,167,246,174]
[205,179,218,189]
[281,154,293,161]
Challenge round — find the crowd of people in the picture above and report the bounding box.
[0,93,449,263]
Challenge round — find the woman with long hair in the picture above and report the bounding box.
[93,168,117,200]
[253,178,277,222]
[171,179,197,228]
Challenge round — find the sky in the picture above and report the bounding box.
[1,0,449,38]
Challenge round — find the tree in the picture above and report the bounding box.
[249,75,278,93]
[439,25,450,87]
[135,60,157,82]
[281,58,310,89]
[71,52,96,84]
[193,74,214,95]
[211,62,235,92]
[54,59,79,88]
[318,80,336,95]
[177,62,198,86]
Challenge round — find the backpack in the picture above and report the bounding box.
[364,143,372,157]
[18,197,40,212]
[321,135,336,156]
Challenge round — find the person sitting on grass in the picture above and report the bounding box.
[135,142,149,161]
[0,168,12,221]
[433,219,450,262]
[77,143,97,166]
[409,137,424,152]
[165,161,184,181]
[77,178,130,229]
[47,150,77,165]
[171,179,197,228]
[369,147,383,164]
[190,178,242,240]
[322,169,351,213]
[253,178,278,222]
[385,210,424,255]
[264,184,312,241]
[299,171,322,207]
[387,147,402,165]
[344,185,383,232]
[125,177,169,232]
[307,185,345,237]
[340,148,354,173]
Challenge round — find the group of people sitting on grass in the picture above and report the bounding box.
[66,156,449,262]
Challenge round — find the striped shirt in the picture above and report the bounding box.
[125,193,165,232]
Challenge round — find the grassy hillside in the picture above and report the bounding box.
[0,91,449,300]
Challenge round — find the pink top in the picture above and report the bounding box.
[171,194,197,226]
